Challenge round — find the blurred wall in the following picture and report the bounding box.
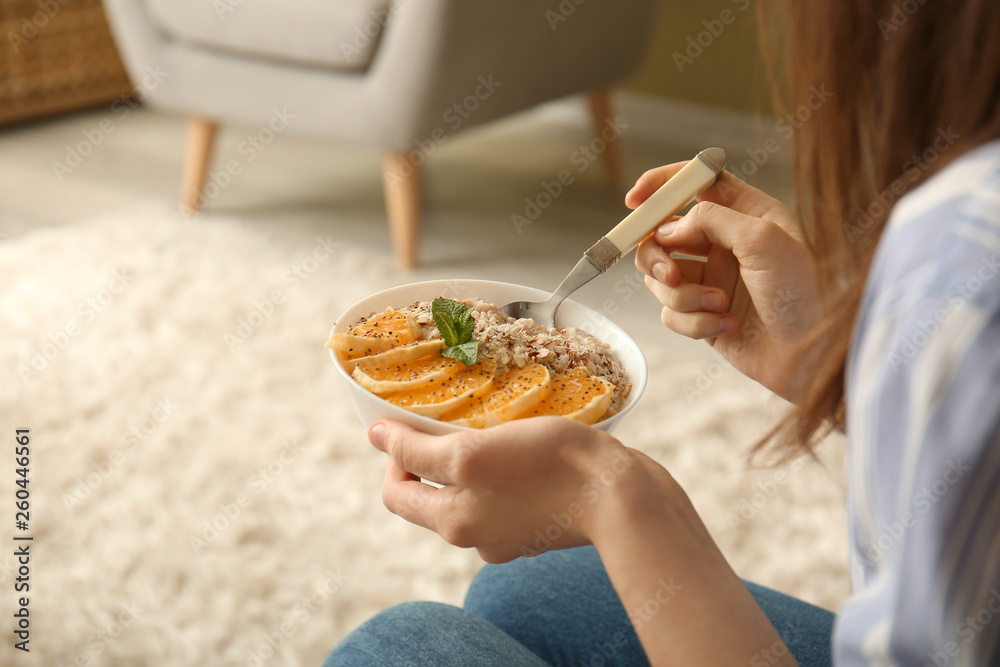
[622,0,768,114]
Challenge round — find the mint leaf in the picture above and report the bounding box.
[433,310,459,347]
[432,297,468,347]
[432,298,474,347]
[431,298,480,365]
[455,309,475,343]
[432,297,469,324]
[441,340,479,365]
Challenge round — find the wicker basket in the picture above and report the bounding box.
[0,0,134,126]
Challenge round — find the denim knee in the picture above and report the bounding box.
[465,547,649,667]
[465,547,607,626]
[324,601,551,667]
[323,602,450,667]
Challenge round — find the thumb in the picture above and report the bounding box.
[367,420,459,483]
[367,420,394,450]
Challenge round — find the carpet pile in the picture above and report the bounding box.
[0,204,848,666]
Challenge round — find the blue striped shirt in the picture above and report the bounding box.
[836,139,1000,666]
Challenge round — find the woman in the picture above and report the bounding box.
[325,1,1000,664]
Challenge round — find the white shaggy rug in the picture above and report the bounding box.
[0,204,848,666]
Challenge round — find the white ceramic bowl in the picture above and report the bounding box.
[329,279,647,435]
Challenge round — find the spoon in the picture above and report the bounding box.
[499,147,726,328]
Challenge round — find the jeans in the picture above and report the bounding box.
[323,546,834,666]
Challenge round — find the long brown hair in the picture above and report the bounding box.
[758,0,1000,459]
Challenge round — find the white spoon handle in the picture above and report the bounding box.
[585,148,726,271]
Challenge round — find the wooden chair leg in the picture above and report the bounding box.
[382,151,421,270]
[587,89,623,190]
[180,116,219,214]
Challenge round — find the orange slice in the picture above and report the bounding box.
[444,363,552,428]
[440,394,491,429]
[384,357,498,418]
[520,367,614,425]
[337,339,445,373]
[353,355,460,394]
[326,308,422,356]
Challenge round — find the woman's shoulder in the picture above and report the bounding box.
[867,139,1000,317]
[889,138,1000,237]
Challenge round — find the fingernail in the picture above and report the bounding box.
[719,317,736,333]
[702,293,723,311]
[657,221,675,237]
[652,261,668,283]
[369,422,386,447]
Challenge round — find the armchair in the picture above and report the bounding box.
[102,0,656,267]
